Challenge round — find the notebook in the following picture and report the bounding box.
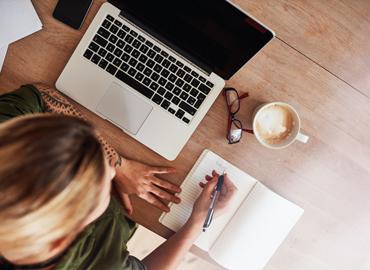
[159,149,304,270]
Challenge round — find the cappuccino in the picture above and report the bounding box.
[255,104,293,145]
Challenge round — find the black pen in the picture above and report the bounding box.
[202,171,225,232]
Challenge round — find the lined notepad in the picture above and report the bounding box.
[160,150,304,270]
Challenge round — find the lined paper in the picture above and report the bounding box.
[160,150,257,251]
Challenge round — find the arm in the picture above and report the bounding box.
[143,171,237,270]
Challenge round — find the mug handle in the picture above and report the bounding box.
[296,132,309,143]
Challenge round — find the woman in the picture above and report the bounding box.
[0,84,237,270]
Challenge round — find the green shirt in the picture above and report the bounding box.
[0,85,146,270]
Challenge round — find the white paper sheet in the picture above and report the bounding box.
[0,0,42,47]
[209,183,304,270]
[160,150,257,251]
[0,45,8,72]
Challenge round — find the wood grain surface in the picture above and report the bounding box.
[1,1,370,270]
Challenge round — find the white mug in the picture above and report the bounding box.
[252,102,309,149]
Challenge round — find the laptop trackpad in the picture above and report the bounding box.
[96,83,153,135]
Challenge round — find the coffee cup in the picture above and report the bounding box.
[252,102,309,149]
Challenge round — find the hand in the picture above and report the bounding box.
[190,170,237,224]
[114,159,181,213]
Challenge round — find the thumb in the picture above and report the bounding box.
[203,179,218,196]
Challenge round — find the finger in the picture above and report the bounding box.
[202,178,218,196]
[150,176,181,193]
[149,166,176,175]
[122,194,133,215]
[199,182,206,188]
[141,192,170,212]
[205,174,213,181]
[149,184,181,204]
[212,170,220,178]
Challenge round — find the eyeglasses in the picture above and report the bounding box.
[223,87,253,144]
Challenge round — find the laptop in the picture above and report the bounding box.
[56,0,274,160]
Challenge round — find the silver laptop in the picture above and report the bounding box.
[56,0,274,160]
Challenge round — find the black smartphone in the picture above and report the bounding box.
[53,0,93,29]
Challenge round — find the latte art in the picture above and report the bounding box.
[255,105,294,145]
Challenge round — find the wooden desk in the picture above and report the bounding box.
[1,1,370,270]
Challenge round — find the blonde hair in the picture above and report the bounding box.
[0,114,106,261]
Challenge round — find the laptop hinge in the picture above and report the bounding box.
[117,9,213,76]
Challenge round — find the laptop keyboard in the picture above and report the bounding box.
[83,14,215,124]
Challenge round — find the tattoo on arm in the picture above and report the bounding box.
[36,84,121,166]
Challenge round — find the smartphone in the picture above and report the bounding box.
[53,0,93,29]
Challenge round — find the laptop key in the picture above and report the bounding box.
[132,40,141,49]
[153,45,161,52]
[124,35,134,44]
[184,66,191,72]
[139,54,148,63]
[138,35,145,42]
[139,44,149,54]
[122,25,130,32]
[168,108,176,114]
[102,20,111,29]
[98,27,110,39]
[143,77,151,86]
[152,94,163,105]
[179,101,196,116]
[106,15,114,22]
[190,88,199,97]
[98,48,107,57]
[110,25,119,34]
[106,43,115,52]
[191,78,200,88]
[154,54,164,63]
[187,96,196,105]
[99,59,108,69]
[206,81,214,88]
[83,49,93,59]
[121,53,130,62]
[176,69,185,78]
[150,82,159,91]
[151,72,160,81]
[113,58,122,67]
[175,109,185,119]
[180,92,189,101]
[194,93,206,108]
[184,74,192,82]
[168,74,177,83]
[199,76,206,83]
[164,91,173,100]
[199,84,211,95]
[114,48,123,57]
[172,96,180,105]
[169,56,176,62]
[173,87,181,96]
[136,63,145,71]
[175,78,184,87]
[157,87,166,95]
[120,63,129,72]
[130,30,138,37]
[161,51,169,58]
[116,39,125,48]
[145,40,153,47]
[115,70,154,99]
[131,49,140,58]
[165,82,174,91]
[191,71,199,78]
[117,30,126,39]
[114,20,122,27]
[106,53,114,62]
[129,58,138,67]
[109,35,118,44]
[158,78,166,86]
[161,69,169,78]
[124,45,133,53]
[183,83,191,92]
[93,35,108,47]
[147,49,156,58]
[128,67,136,76]
[176,61,184,68]
[135,72,144,82]
[162,59,171,68]
[144,67,152,76]
[169,64,178,73]
[147,59,155,68]
[161,100,170,109]
[106,64,117,75]
[88,42,99,52]
[91,54,101,64]
[154,64,162,73]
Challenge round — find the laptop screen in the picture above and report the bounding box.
[112,0,274,80]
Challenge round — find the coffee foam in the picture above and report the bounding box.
[255,104,294,145]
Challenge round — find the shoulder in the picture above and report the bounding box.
[0,84,45,123]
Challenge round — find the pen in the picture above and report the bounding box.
[202,171,225,232]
